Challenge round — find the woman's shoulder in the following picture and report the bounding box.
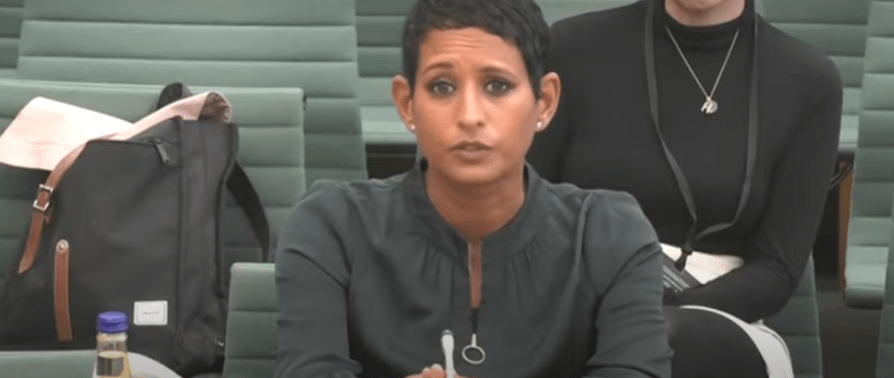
[542,181,661,279]
[544,181,657,241]
[276,175,407,261]
[286,175,406,227]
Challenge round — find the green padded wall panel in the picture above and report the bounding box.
[762,0,871,152]
[0,350,95,378]
[847,0,894,307]
[223,263,278,378]
[0,0,23,76]
[537,0,639,25]
[16,0,365,185]
[356,0,416,145]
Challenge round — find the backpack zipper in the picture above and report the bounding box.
[152,139,172,165]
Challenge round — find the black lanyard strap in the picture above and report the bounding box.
[644,0,760,270]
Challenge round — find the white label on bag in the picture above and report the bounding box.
[134,301,168,326]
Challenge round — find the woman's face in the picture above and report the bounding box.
[392,27,559,186]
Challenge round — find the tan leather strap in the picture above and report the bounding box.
[19,144,89,274]
[54,239,72,342]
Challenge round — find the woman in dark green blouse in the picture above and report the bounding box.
[273,1,671,377]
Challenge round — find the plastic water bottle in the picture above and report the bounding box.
[93,311,133,378]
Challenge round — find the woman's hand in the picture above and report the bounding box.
[404,364,475,378]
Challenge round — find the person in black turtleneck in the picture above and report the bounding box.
[528,0,842,377]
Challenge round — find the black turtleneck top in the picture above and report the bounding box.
[528,0,842,323]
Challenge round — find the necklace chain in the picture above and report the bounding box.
[665,26,740,114]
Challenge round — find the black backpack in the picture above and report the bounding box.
[0,87,270,377]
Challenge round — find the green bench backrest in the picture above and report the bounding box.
[356,0,416,145]
[0,350,95,378]
[762,0,871,153]
[834,0,894,307]
[536,0,639,25]
[870,0,894,370]
[15,0,365,186]
[0,0,23,76]
[223,263,278,378]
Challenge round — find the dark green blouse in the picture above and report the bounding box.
[273,162,671,378]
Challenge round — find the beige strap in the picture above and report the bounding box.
[114,91,231,141]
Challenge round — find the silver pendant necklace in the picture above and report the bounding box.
[665,26,740,115]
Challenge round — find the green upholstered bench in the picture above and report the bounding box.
[356,0,417,146]
[222,263,278,378]
[866,2,894,371]
[878,0,894,351]
[844,0,894,308]
[536,0,638,24]
[0,350,95,378]
[762,0,870,155]
[0,0,23,77]
[880,183,894,376]
[15,0,365,186]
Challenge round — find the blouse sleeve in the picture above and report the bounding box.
[273,182,364,378]
[666,62,843,323]
[583,193,672,378]
[527,19,577,183]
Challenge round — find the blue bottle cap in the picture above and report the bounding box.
[97,311,129,333]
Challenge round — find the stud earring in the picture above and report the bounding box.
[536,122,543,130]
[409,124,416,132]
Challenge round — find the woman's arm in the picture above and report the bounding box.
[274,183,363,378]
[583,193,672,378]
[665,61,843,323]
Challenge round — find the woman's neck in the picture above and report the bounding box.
[424,165,526,243]
[665,0,746,27]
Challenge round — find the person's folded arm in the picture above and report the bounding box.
[664,58,842,323]
[583,194,672,378]
[274,182,363,378]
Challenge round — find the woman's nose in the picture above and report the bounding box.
[456,86,485,129]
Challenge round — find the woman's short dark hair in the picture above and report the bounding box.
[401,0,551,99]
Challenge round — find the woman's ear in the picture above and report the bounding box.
[536,72,561,132]
[392,74,416,133]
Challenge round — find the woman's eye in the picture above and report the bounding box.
[485,81,512,95]
[430,82,455,95]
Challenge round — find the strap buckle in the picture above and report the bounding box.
[32,184,55,213]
